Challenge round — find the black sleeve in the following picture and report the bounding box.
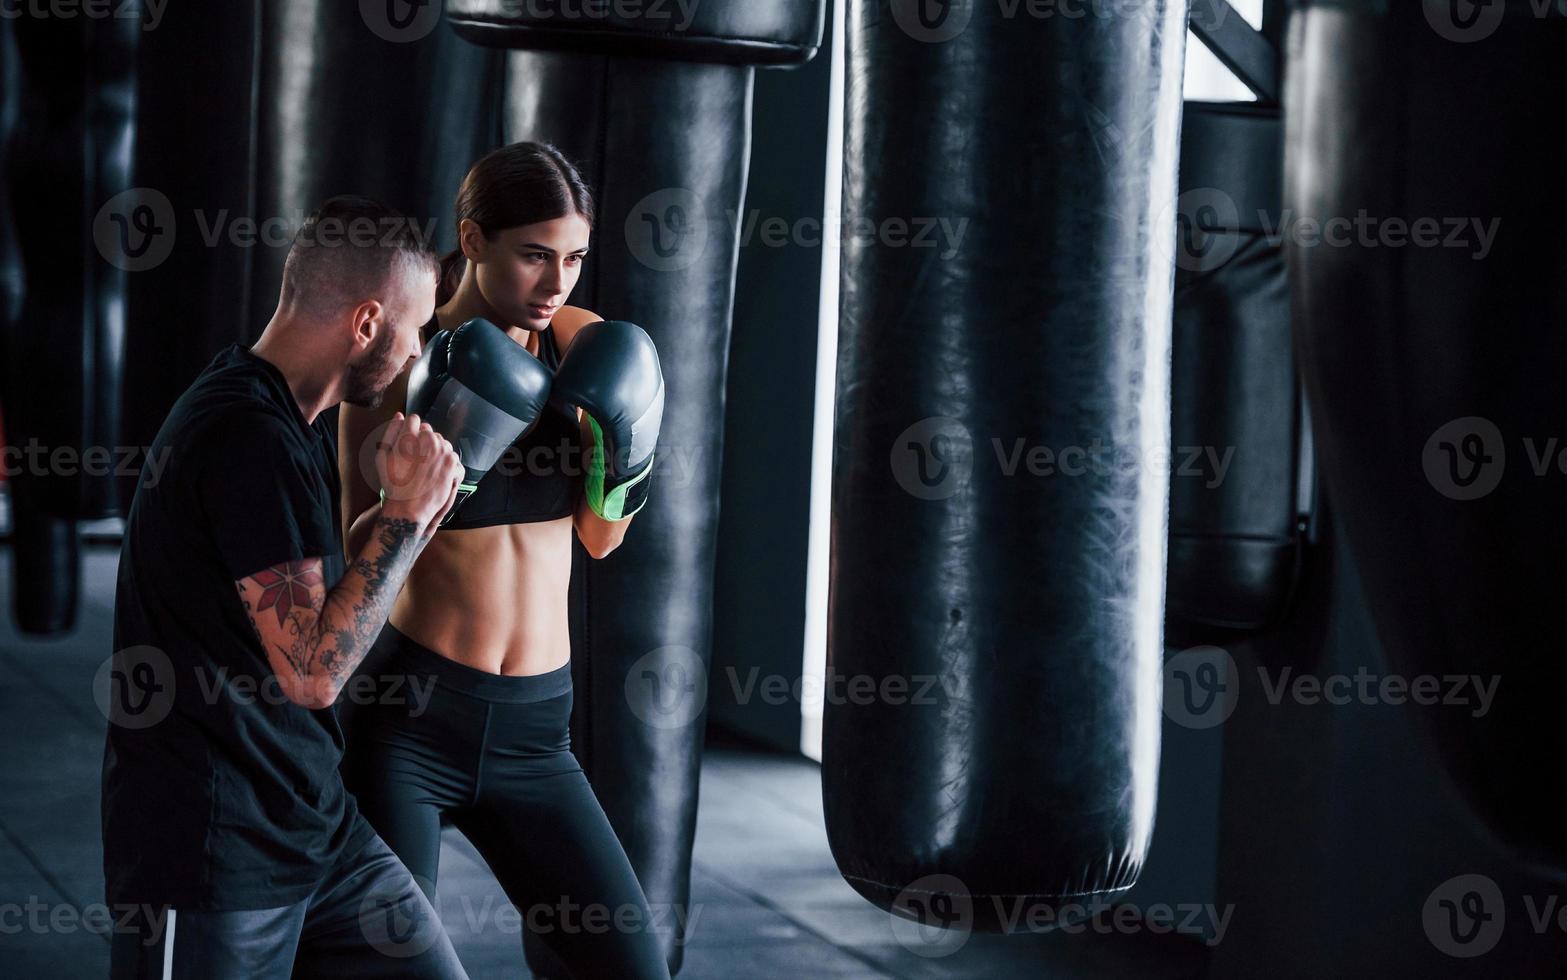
[196,410,337,582]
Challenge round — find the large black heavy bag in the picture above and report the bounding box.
[0,15,16,326]
[450,0,824,972]
[2,10,137,632]
[0,15,17,523]
[1288,1,1567,875]
[824,0,1184,931]
[1168,102,1312,637]
[503,59,750,975]
[121,0,501,505]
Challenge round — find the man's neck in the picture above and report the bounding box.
[251,323,338,425]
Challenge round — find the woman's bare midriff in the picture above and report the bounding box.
[388,515,575,677]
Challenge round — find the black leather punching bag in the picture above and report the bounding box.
[242,1,506,332]
[121,0,501,503]
[118,0,258,507]
[0,15,16,550]
[448,1,824,973]
[824,0,1184,931]
[1289,1,1567,875]
[3,9,138,634]
[1168,102,1313,638]
[0,16,17,331]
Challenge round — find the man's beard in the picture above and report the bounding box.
[343,325,399,409]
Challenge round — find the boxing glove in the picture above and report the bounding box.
[404,318,553,525]
[550,320,665,521]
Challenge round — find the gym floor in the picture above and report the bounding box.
[0,547,1204,979]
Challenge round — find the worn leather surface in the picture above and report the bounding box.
[121,0,504,507]
[501,50,755,975]
[0,17,17,328]
[3,11,138,632]
[825,0,1185,930]
[1169,103,1307,634]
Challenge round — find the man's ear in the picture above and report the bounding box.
[350,299,385,352]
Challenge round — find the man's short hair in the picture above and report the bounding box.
[279,196,438,317]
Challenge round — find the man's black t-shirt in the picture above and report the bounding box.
[102,344,374,910]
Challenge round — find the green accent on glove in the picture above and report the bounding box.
[602,457,654,521]
[584,415,654,521]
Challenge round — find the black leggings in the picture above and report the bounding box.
[340,625,670,980]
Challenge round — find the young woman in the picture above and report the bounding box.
[336,142,670,980]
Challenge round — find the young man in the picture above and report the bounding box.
[102,197,469,978]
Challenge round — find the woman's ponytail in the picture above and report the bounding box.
[436,248,465,307]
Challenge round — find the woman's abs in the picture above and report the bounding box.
[389,516,574,676]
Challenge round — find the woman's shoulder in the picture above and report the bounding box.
[551,306,605,350]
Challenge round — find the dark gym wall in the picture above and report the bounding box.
[708,0,837,752]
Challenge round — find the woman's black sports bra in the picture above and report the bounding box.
[427,316,584,529]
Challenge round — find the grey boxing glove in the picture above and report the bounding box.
[404,319,553,525]
[549,320,665,521]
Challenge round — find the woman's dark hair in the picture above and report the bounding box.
[438,142,595,305]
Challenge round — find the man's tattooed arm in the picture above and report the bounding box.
[234,515,429,709]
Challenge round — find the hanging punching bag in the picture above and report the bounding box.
[824,0,1185,930]
[121,0,501,502]
[1168,102,1313,637]
[4,9,138,633]
[448,0,825,972]
[500,58,753,973]
[1289,0,1567,875]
